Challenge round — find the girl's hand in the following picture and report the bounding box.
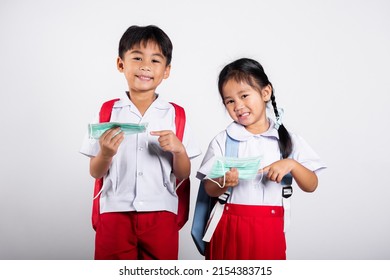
[150,130,185,154]
[262,159,295,183]
[204,168,239,197]
[99,127,124,158]
[222,167,239,188]
[263,159,318,192]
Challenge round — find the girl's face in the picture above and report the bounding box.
[222,79,272,134]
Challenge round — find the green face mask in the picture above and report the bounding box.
[208,156,262,180]
[88,122,148,139]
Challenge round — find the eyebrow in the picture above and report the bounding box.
[223,89,249,100]
[129,50,165,59]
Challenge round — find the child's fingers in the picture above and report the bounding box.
[261,166,270,173]
[150,130,171,137]
[112,132,124,146]
[225,168,239,186]
[101,127,121,140]
[151,130,183,153]
[228,168,239,176]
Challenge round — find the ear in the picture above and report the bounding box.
[117,57,124,72]
[261,84,272,102]
[163,64,171,79]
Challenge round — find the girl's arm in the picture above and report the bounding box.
[263,159,318,192]
[204,168,239,197]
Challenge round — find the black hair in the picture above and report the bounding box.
[218,58,293,158]
[118,25,173,65]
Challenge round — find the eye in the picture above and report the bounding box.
[132,57,142,61]
[224,99,234,105]
[241,94,249,99]
[152,59,161,63]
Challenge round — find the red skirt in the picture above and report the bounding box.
[206,204,286,260]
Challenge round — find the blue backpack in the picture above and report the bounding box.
[191,134,238,256]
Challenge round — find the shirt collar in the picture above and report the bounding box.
[113,92,171,111]
[226,118,279,141]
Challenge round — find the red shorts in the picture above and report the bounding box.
[95,211,179,260]
[206,204,286,260]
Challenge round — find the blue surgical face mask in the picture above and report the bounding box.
[88,122,148,139]
[207,156,262,185]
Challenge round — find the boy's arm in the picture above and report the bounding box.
[172,148,191,181]
[90,127,124,179]
[150,130,190,181]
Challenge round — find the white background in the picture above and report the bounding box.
[0,0,389,260]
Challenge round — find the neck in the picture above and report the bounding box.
[245,118,270,134]
[127,91,157,116]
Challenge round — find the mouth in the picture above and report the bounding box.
[238,112,250,118]
[136,75,153,81]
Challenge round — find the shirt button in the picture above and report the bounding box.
[138,172,143,176]
[139,147,144,151]
[271,209,276,214]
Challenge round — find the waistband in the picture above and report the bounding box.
[223,204,284,217]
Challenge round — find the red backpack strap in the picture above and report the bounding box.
[92,98,119,231]
[170,102,190,229]
[169,102,186,141]
[99,98,120,122]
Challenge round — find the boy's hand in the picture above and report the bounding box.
[99,127,124,158]
[150,130,185,154]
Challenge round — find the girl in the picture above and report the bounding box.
[196,58,326,260]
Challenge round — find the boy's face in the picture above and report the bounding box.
[117,41,171,96]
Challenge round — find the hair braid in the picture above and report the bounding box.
[271,92,279,119]
[270,92,292,158]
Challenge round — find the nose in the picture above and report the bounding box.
[140,65,151,71]
[234,100,244,112]
[140,62,151,71]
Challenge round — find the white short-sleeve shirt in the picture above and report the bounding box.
[197,120,326,206]
[80,95,201,214]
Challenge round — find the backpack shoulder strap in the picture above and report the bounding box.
[91,98,119,231]
[99,98,120,122]
[225,134,239,157]
[169,102,186,141]
[169,102,189,230]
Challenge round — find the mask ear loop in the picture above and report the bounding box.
[93,184,104,200]
[175,179,185,190]
[254,168,265,188]
[205,159,226,189]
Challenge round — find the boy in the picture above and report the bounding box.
[80,25,201,260]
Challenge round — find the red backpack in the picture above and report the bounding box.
[91,99,190,230]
